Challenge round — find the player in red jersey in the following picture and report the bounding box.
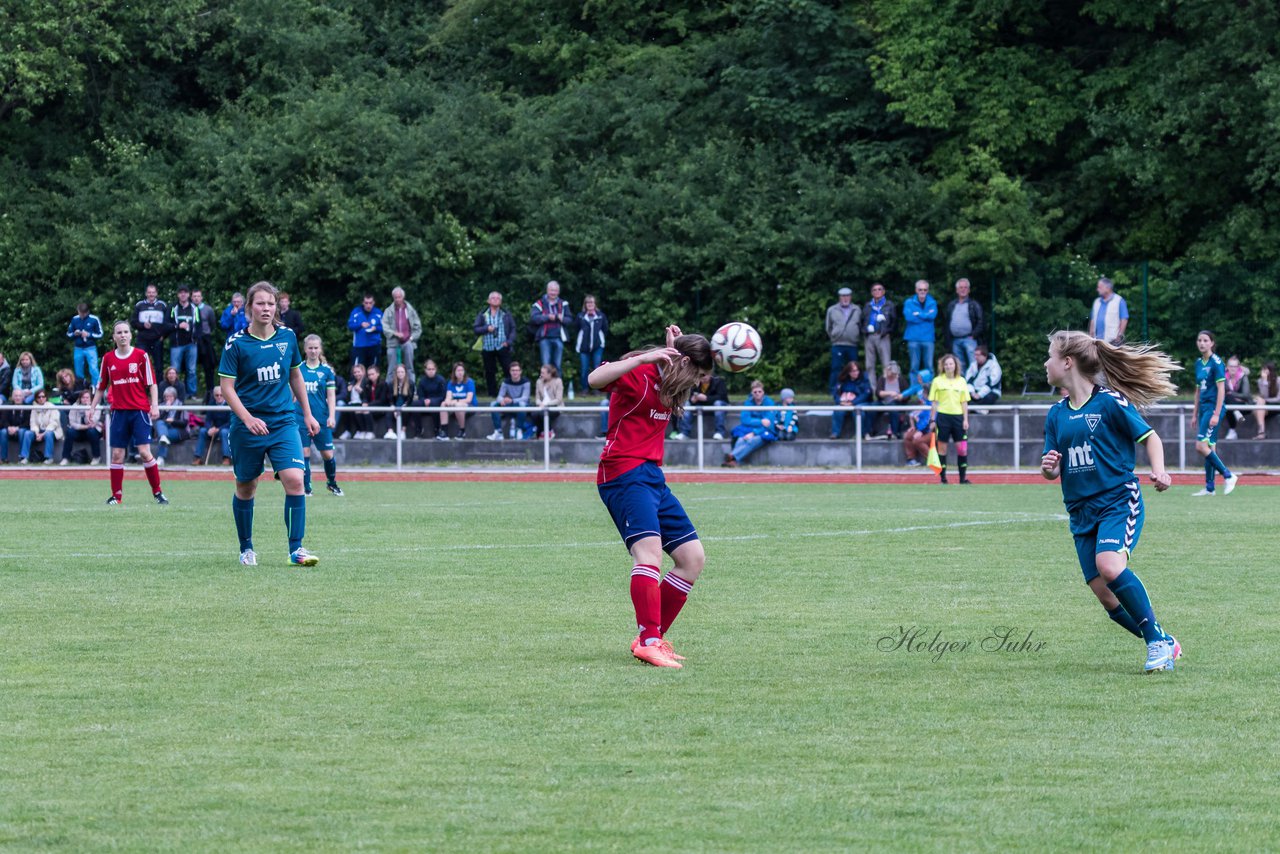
[591,325,714,669]
[89,320,167,505]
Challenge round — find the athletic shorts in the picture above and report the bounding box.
[597,462,699,554]
[1067,480,1144,583]
[1196,406,1221,444]
[229,412,306,484]
[109,409,154,449]
[934,412,966,443]
[301,423,334,453]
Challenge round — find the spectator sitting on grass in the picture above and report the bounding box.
[722,380,779,467]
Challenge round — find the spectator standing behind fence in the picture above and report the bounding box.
[191,289,218,394]
[575,295,608,395]
[722,380,778,467]
[825,286,862,394]
[1252,361,1279,439]
[67,303,104,387]
[61,389,102,465]
[944,278,984,375]
[673,371,729,441]
[382,287,421,386]
[347,293,383,367]
[531,280,569,373]
[220,291,249,336]
[864,282,895,380]
[168,285,200,399]
[277,292,305,337]
[903,279,938,385]
[535,363,564,439]
[965,345,1002,406]
[830,360,872,440]
[442,362,475,439]
[10,352,44,405]
[488,361,530,440]
[474,291,516,398]
[131,284,169,376]
[1088,277,1128,343]
[415,358,448,440]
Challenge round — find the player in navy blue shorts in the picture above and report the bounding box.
[1040,330,1182,673]
[297,334,343,497]
[591,325,714,669]
[219,281,321,567]
[1191,330,1239,497]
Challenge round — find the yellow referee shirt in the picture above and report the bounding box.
[928,374,970,415]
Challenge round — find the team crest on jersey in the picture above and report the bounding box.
[276,343,288,356]
[128,363,138,374]
[1085,414,1101,432]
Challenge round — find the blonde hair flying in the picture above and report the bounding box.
[1048,331,1180,408]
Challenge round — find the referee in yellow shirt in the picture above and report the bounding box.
[928,353,972,484]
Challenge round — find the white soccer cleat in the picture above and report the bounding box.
[1224,474,1240,495]
[239,549,258,566]
[1190,488,1215,497]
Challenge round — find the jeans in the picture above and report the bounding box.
[730,432,767,463]
[154,422,185,459]
[491,401,528,436]
[171,344,198,397]
[678,401,728,436]
[951,337,978,376]
[830,407,866,438]
[195,427,232,461]
[73,347,100,386]
[386,340,416,386]
[20,429,54,460]
[864,404,902,436]
[907,340,934,383]
[538,338,564,372]
[62,427,102,460]
[829,344,858,394]
[579,347,604,392]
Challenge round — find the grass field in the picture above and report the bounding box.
[2,477,1277,851]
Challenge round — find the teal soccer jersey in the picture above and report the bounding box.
[296,362,336,423]
[218,326,303,416]
[1195,354,1224,409]
[1043,386,1153,507]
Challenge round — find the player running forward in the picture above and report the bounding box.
[591,325,714,669]
[298,334,343,497]
[90,320,168,505]
[219,281,321,567]
[1040,330,1182,674]
[1192,330,1239,497]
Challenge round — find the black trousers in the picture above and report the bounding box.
[481,347,513,398]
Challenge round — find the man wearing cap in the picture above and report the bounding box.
[825,286,862,395]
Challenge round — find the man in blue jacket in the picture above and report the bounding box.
[347,293,384,368]
[903,279,938,385]
[67,302,104,387]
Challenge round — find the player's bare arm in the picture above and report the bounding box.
[1041,449,1061,480]
[1141,432,1172,492]
[588,348,679,390]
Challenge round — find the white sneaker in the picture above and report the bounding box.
[1226,429,1238,441]
[43,458,53,464]
[383,429,396,439]
[91,457,100,465]
[669,432,688,440]
[1224,474,1240,495]
[338,430,351,439]
[712,432,725,440]
[487,430,503,441]
[240,549,258,566]
[158,435,170,445]
[59,459,69,466]
[1191,488,1215,496]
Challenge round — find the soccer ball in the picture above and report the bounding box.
[710,322,762,373]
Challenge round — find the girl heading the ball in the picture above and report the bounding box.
[591,325,714,669]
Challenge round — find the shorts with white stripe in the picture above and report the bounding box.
[1068,480,1144,583]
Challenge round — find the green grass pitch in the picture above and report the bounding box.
[1,478,1277,851]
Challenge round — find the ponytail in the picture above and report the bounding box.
[1049,331,1179,408]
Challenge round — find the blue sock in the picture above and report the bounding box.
[1204,458,1215,491]
[323,457,336,484]
[1106,569,1164,643]
[1106,605,1143,639]
[1207,450,1232,479]
[303,460,312,493]
[232,496,254,552]
[285,493,306,553]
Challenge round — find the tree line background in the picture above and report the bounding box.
[3,0,1278,393]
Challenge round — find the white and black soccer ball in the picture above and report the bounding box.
[710,321,762,373]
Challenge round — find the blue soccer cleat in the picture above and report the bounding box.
[289,548,319,567]
[1144,639,1175,673]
